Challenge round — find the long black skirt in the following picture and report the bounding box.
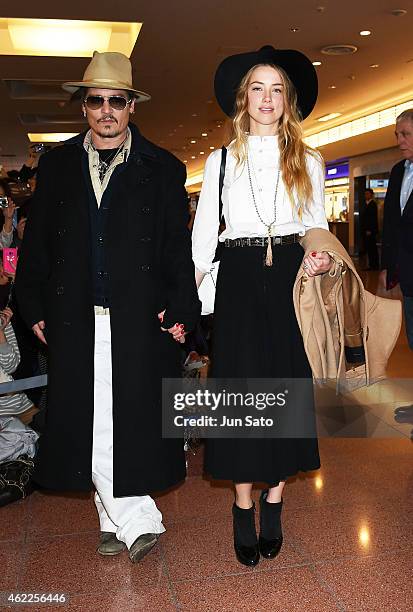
[205,241,320,485]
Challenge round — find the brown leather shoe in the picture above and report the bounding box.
[97,532,126,556]
[128,533,159,563]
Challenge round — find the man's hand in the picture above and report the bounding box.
[302,251,332,277]
[158,310,186,343]
[32,320,47,344]
[26,145,40,168]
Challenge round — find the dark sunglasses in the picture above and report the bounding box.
[84,95,132,111]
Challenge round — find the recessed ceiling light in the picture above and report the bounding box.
[391,9,407,17]
[199,151,205,155]
[290,27,300,32]
[192,113,198,117]
[328,85,337,89]
[191,155,196,159]
[359,30,371,36]
[321,44,358,55]
[178,124,184,128]
[0,18,141,57]
[28,132,78,143]
[369,63,380,68]
[183,160,187,163]
[312,61,322,66]
[317,112,342,122]
[209,146,215,150]
[201,132,208,137]
[190,139,196,144]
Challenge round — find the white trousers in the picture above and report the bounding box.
[92,314,165,549]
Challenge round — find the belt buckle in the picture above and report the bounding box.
[94,305,110,315]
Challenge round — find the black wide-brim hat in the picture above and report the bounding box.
[214,45,318,120]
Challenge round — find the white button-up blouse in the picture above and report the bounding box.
[192,135,328,274]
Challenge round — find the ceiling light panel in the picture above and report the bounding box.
[28,133,78,143]
[305,99,413,148]
[317,113,342,122]
[0,18,142,57]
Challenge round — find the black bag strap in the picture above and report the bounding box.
[218,146,227,223]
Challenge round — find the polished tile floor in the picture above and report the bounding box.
[1,272,412,611]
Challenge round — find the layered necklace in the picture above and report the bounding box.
[246,151,281,266]
[96,139,127,183]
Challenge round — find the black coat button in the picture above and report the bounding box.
[57,200,65,206]
[97,271,108,278]
[98,236,104,245]
[140,236,151,243]
[57,257,65,265]
[56,286,64,295]
[57,228,66,236]
[141,207,150,214]
[140,265,150,272]
[139,177,151,184]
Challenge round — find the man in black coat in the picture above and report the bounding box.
[380,108,413,424]
[15,51,201,562]
[361,187,379,270]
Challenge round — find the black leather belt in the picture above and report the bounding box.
[224,234,300,248]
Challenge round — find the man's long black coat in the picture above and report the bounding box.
[15,124,201,496]
[381,159,413,296]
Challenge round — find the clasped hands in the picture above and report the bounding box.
[158,310,186,343]
[302,251,332,276]
[33,311,187,346]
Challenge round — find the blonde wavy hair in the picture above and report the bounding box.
[226,63,321,217]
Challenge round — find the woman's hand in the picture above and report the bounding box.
[158,310,186,343]
[0,307,13,331]
[302,251,332,277]
[3,199,16,223]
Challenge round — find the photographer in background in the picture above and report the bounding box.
[0,180,17,248]
[10,144,44,184]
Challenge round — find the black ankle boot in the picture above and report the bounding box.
[259,490,283,559]
[232,502,260,567]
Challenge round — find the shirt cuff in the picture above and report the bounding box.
[2,228,13,235]
[193,258,215,275]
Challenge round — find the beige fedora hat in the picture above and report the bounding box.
[62,51,150,102]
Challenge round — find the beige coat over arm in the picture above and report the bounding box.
[294,228,402,391]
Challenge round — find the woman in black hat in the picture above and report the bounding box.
[192,47,332,567]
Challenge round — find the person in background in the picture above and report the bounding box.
[380,109,413,424]
[362,187,379,270]
[8,144,41,184]
[12,213,27,249]
[192,46,331,567]
[0,180,17,248]
[0,305,36,422]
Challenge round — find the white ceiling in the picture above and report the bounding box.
[0,0,412,174]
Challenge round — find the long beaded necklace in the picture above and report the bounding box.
[246,153,281,266]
